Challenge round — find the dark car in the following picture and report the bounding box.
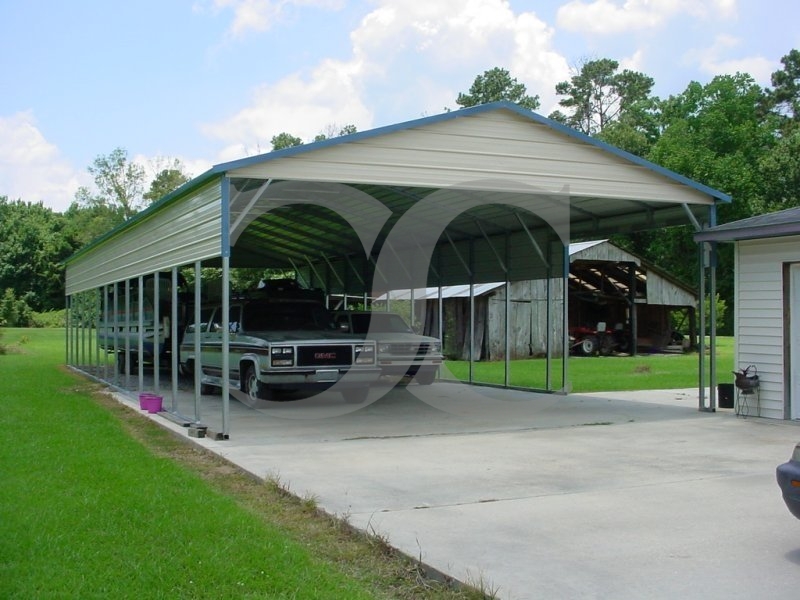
[776,442,800,519]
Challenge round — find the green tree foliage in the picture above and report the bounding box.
[766,48,800,122]
[63,197,125,247]
[314,123,358,142]
[758,127,800,210]
[75,147,146,221]
[144,158,191,203]
[0,288,30,326]
[758,49,800,211]
[456,67,540,110]
[271,132,303,150]
[650,73,776,221]
[550,58,657,147]
[0,197,73,312]
[623,73,777,333]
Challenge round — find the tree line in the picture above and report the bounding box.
[2,50,799,332]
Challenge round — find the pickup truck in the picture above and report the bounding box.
[332,310,443,384]
[179,281,380,402]
[97,273,189,373]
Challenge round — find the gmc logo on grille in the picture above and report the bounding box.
[315,352,337,360]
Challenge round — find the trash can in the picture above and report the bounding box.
[718,383,734,409]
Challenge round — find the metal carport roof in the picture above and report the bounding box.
[63,100,733,436]
[66,101,731,297]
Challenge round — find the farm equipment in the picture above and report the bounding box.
[569,322,630,356]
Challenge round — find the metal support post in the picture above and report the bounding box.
[171,267,179,412]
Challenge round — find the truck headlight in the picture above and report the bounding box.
[355,344,376,364]
[270,346,294,366]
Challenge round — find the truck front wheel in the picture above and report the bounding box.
[415,369,436,385]
[242,364,271,401]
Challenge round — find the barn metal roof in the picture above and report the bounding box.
[66,101,731,296]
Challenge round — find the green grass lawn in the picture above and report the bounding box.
[443,337,735,393]
[0,328,486,600]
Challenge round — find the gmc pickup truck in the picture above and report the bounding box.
[332,310,443,384]
[179,281,380,402]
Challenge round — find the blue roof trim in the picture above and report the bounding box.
[214,100,731,203]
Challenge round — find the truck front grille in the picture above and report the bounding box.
[387,343,430,356]
[297,345,353,366]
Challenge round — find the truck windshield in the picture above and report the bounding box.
[244,302,333,331]
[350,312,413,334]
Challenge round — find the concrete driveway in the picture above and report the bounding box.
[119,381,800,600]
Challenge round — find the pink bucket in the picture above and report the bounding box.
[138,393,163,413]
[138,393,154,410]
[146,395,163,413]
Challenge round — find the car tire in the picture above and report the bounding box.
[117,352,137,374]
[242,364,272,401]
[415,369,436,385]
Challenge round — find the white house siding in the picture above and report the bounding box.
[735,236,800,419]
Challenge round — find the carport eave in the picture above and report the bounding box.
[64,171,225,266]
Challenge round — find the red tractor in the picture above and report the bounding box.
[569,322,630,356]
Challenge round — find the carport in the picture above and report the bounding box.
[64,101,729,437]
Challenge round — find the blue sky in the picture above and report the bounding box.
[1,0,797,212]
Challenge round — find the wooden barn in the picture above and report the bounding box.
[384,240,697,360]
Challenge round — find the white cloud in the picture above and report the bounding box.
[203,0,572,155]
[686,34,776,84]
[0,111,83,213]
[557,0,737,35]
[619,49,645,72]
[202,58,373,160]
[199,0,345,37]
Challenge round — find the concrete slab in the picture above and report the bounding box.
[111,381,800,599]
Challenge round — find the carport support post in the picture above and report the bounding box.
[113,282,119,387]
[170,267,179,412]
[222,255,231,437]
[561,242,569,392]
[193,261,202,422]
[699,243,708,411]
[469,280,475,382]
[504,233,510,387]
[153,271,160,393]
[103,285,109,381]
[93,289,99,373]
[65,295,71,366]
[124,279,131,389]
[221,175,231,438]
[138,275,144,393]
[469,238,475,382]
[709,242,718,410]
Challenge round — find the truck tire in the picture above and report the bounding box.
[415,369,436,385]
[242,364,271,401]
